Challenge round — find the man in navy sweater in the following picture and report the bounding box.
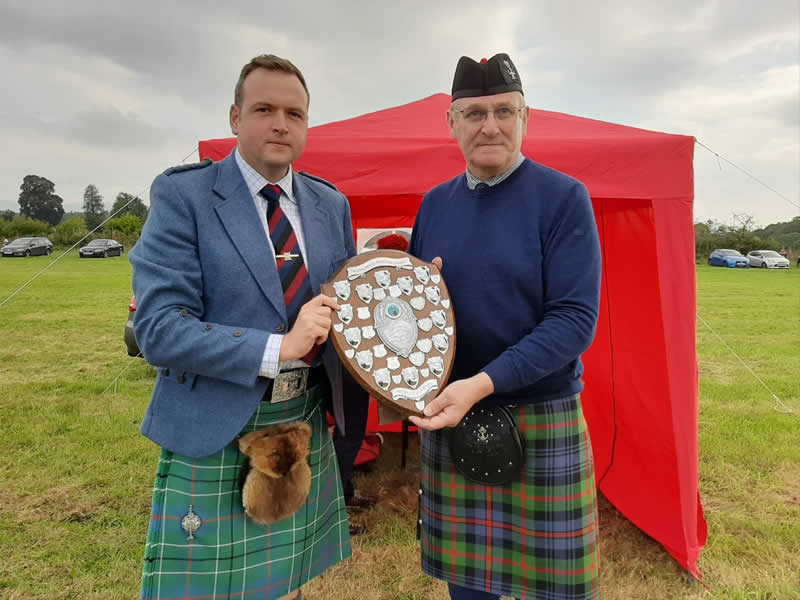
[408,53,602,600]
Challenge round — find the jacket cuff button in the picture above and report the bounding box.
[179,309,188,317]
[233,330,242,337]
[276,324,287,332]
[204,323,212,330]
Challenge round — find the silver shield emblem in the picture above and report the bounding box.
[373,367,390,390]
[344,327,362,348]
[337,304,353,324]
[357,306,371,321]
[427,356,444,377]
[356,283,373,303]
[414,265,430,284]
[430,310,446,329]
[432,333,449,353]
[356,350,373,372]
[333,280,351,301]
[424,286,441,305]
[396,276,414,296]
[374,297,418,358]
[402,366,419,388]
[374,269,392,288]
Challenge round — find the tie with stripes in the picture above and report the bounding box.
[261,183,320,364]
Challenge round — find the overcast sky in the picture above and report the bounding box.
[1,0,797,227]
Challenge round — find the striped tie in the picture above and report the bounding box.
[261,183,320,364]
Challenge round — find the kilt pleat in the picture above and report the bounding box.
[140,386,351,600]
[419,394,598,600]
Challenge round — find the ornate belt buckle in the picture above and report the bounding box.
[270,368,309,403]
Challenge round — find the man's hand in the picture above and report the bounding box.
[279,294,340,361]
[408,372,494,431]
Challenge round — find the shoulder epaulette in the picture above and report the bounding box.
[298,171,338,191]
[164,158,213,176]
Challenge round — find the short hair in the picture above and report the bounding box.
[234,54,310,107]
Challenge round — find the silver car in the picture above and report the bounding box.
[746,250,790,269]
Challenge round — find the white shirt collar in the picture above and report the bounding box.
[234,148,296,203]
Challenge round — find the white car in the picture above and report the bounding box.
[746,250,790,269]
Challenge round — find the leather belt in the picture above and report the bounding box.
[267,365,327,403]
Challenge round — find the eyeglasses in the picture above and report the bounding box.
[451,105,527,124]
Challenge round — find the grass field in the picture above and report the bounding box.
[1,253,798,600]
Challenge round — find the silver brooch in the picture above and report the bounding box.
[181,505,202,541]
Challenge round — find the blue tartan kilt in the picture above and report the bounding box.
[419,394,599,600]
[140,386,351,600]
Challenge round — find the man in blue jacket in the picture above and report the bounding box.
[130,54,358,600]
[408,53,602,600]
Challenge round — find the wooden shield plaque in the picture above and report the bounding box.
[321,250,456,418]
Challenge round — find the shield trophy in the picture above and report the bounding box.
[321,249,456,418]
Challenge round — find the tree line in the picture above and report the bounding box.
[694,213,800,260]
[1,175,148,249]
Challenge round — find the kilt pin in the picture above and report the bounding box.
[420,394,599,599]
[140,387,350,600]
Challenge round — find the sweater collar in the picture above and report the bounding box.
[466,154,526,190]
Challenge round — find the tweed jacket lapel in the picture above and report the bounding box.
[212,153,286,318]
[293,173,341,295]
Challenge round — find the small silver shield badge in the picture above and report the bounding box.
[333,280,351,301]
[396,276,414,296]
[414,265,430,284]
[356,283,373,303]
[344,327,362,348]
[356,350,373,372]
[402,366,419,388]
[374,298,418,358]
[424,286,441,305]
[373,367,390,390]
[427,356,444,377]
[374,269,392,288]
[430,310,446,329]
[432,333,449,353]
[337,304,353,324]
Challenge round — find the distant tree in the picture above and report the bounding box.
[83,184,106,233]
[105,213,143,250]
[53,216,88,246]
[8,215,52,237]
[0,209,14,222]
[111,192,148,224]
[106,213,142,236]
[61,211,84,223]
[18,175,65,226]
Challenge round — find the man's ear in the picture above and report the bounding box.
[230,104,240,135]
[446,110,457,140]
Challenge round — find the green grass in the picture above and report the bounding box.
[1,255,798,599]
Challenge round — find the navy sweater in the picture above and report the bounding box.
[408,158,601,404]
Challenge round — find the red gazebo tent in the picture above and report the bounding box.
[199,93,707,577]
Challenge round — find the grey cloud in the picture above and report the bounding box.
[66,107,166,149]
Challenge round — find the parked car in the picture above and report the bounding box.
[79,238,124,258]
[708,249,749,268]
[746,250,790,269]
[124,295,140,357]
[1,237,53,257]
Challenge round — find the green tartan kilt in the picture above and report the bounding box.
[419,394,599,599]
[140,386,351,600]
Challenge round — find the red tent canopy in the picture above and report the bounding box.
[199,93,707,577]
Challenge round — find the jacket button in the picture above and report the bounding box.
[179,309,188,317]
[161,368,170,377]
[276,323,287,332]
[204,323,212,330]
[233,330,242,337]
[177,375,186,384]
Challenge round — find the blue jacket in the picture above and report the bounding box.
[130,153,355,457]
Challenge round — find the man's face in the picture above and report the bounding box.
[447,91,528,180]
[230,69,309,181]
